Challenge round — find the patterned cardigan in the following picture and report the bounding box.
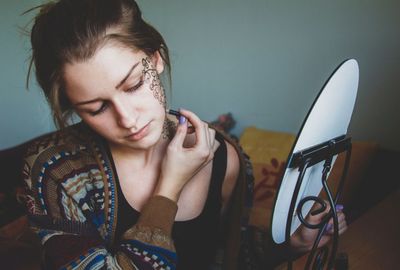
[22,123,253,270]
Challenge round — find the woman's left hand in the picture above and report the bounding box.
[290,201,348,253]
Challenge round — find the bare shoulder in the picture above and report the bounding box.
[221,138,241,213]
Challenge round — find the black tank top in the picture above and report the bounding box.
[113,132,227,270]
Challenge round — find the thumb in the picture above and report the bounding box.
[309,200,331,223]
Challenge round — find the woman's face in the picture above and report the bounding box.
[63,43,166,150]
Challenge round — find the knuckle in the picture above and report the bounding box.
[198,148,210,159]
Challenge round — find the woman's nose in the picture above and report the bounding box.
[114,99,137,129]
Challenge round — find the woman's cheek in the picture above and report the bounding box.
[142,57,166,107]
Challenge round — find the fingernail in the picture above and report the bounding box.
[336,204,344,211]
[324,223,333,234]
[179,115,186,125]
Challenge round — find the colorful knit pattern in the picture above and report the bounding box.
[121,240,176,270]
[22,124,178,269]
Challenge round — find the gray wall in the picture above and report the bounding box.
[1,0,400,151]
[0,0,53,149]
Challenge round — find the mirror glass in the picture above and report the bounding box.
[271,59,359,244]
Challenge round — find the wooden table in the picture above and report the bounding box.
[277,189,400,269]
[337,188,400,269]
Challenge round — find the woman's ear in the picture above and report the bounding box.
[153,51,164,74]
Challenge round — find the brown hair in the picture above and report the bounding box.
[28,0,171,128]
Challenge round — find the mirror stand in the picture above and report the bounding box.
[285,136,352,270]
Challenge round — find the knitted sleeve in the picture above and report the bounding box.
[22,138,178,270]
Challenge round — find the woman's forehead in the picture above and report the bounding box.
[66,45,145,78]
[63,45,147,99]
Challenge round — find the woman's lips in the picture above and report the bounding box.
[125,122,150,141]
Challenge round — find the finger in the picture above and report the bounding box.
[204,122,210,148]
[212,139,220,153]
[323,222,333,234]
[337,212,346,223]
[179,109,207,146]
[335,204,344,212]
[207,126,216,149]
[323,202,331,215]
[338,220,347,232]
[317,201,343,223]
[168,115,188,148]
[309,202,331,223]
[338,215,347,227]
[332,222,347,235]
[318,235,331,248]
[206,128,217,161]
[179,109,203,130]
[310,199,331,216]
[325,216,347,235]
[326,212,345,225]
[209,128,216,152]
[338,224,348,235]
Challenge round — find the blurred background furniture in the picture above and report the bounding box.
[239,126,400,269]
[0,137,42,270]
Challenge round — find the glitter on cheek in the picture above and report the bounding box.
[141,57,166,107]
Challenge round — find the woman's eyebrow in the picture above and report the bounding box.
[115,61,140,89]
[75,98,102,106]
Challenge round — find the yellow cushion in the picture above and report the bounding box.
[240,126,379,231]
[239,127,295,230]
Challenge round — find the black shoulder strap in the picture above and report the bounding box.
[207,131,228,205]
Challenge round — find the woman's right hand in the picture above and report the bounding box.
[155,109,219,202]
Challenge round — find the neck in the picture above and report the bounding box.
[109,137,168,170]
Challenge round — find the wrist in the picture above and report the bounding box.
[154,188,180,202]
[154,177,183,202]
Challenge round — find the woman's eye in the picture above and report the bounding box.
[126,79,144,93]
[89,102,109,116]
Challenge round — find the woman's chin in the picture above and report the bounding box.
[122,130,163,150]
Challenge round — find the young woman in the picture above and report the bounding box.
[23,1,244,269]
[23,1,346,269]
